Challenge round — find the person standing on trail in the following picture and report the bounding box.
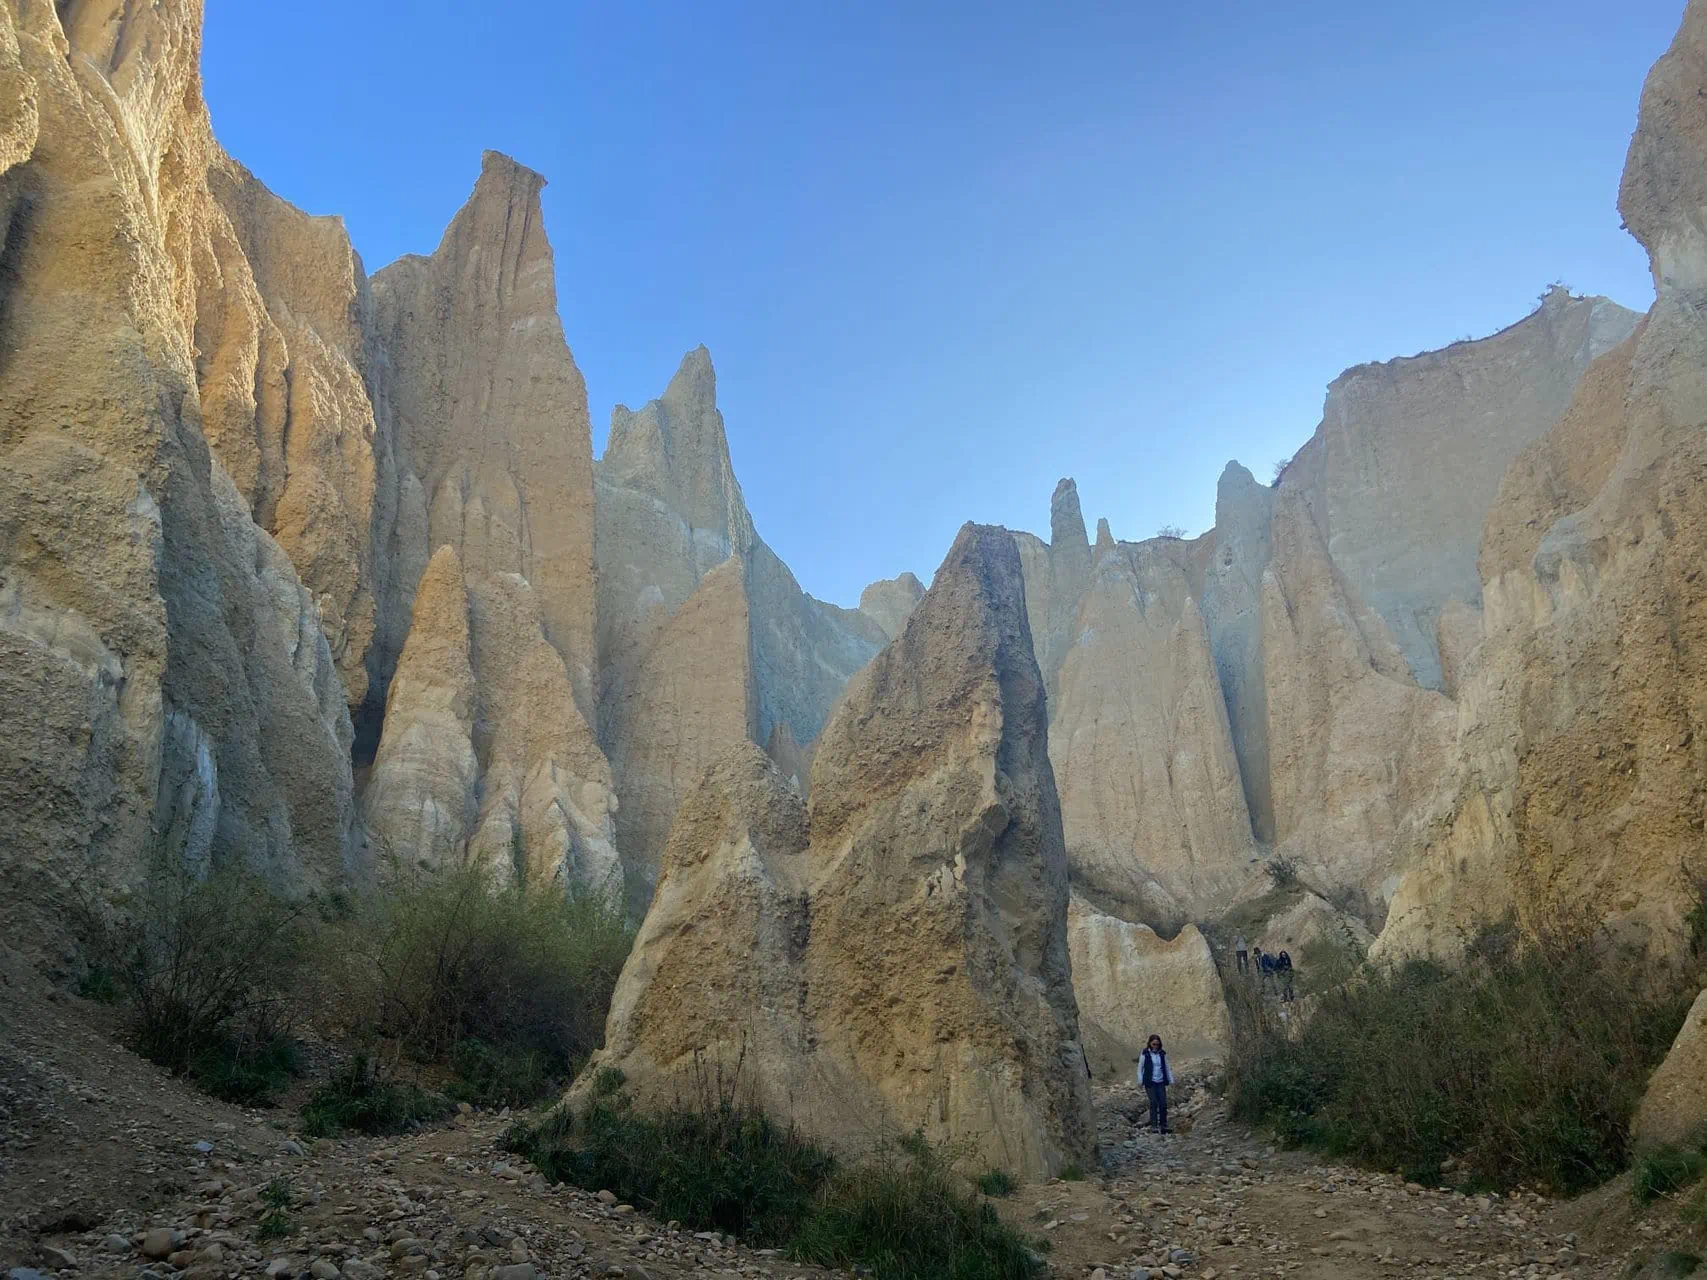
[1278,950,1295,1003]
[1233,935,1249,973]
[1258,948,1276,993]
[1137,1034,1175,1134]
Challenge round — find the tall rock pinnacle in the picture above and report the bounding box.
[805,523,1096,1177]
[373,150,600,715]
[586,524,1096,1179]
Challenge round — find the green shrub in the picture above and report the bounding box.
[444,1038,556,1110]
[1265,855,1302,891]
[1636,1146,1707,1204]
[1227,918,1693,1195]
[188,1026,300,1106]
[299,1055,450,1138]
[791,1138,1043,1280]
[505,1065,1042,1279]
[1056,1164,1085,1183]
[256,1177,295,1242]
[592,1065,628,1097]
[76,966,123,1005]
[976,1170,1018,1197]
[365,868,634,1104]
[76,861,310,1105]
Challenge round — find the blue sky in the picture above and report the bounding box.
[203,1,1680,606]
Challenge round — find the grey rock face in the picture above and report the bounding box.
[858,571,926,639]
[594,349,884,901]
[1199,462,1277,841]
[1281,288,1640,691]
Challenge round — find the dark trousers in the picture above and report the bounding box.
[1144,1082,1169,1132]
[1281,973,1294,1002]
[1236,950,1248,972]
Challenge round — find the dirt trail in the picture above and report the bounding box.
[0,965,1685,1280]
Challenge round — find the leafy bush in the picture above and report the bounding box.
[976,1170,1017,1197]
[299,1055,450,1137]
[791,1136,1044,1280]
[256,1177,295,1242]
[444,1038,556,1110]
[76,966,123,1005]
[188,1028,300,1106]
[512,1055,833,1243]
[505,1064,1043,1279]
[1636,1145,1707,1204]
[76,861,310,1105]
[365,868,634,1104]
[1265,855,1302,891]
[1155,525,1187,540]
[1227,917,1693,1194]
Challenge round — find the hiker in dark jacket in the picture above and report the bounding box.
[1258,948,1276,992]
[1136,1034,1175,1134]
[1278,949,1295,1002]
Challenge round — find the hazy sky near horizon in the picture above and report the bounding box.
[204,1,1679,607]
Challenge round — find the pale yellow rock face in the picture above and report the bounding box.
[1200,463,1277,841]
[464,572,620,900]
[577,743,813,1118]
[1251,892,1373,959]
[1050,548,1255,923]
[1261,492,1456,901]
[588,525,1095,1179]
[804,523,1095,1179]
[857,571,926,640]
[373,152,600,718]
[365,548,620,901]
[1378,1,1707,964]
[1635,987,1707,1151]
[603,557,755,905]
[1067,898,1230,1077]
[363,547,478,872]
[187,155,392,710]
[1282,290,1640,693]
[593,351,883,891]
[0,0,358,936]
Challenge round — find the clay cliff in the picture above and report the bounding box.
[1378,0,1707,961]
[1019,284,1640,933]
[585,525,1096,1179]
[0,0,359,948]
[1068,896,1230,1077]
[593,350,886,904]
[8,0,1707,1154]
[372,151,600,719]
[0,2,872,923]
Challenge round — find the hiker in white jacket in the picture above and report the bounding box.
[1136,1034,1175,1134]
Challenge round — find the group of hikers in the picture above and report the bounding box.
[1232,935,1296,1001]
[1128,939,1301,1138]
